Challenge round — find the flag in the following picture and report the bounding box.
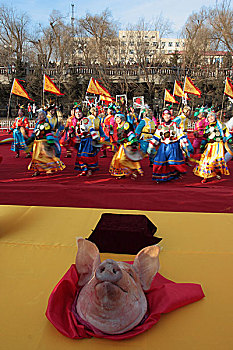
[99,95,115,102]
[43,74,64,95]
[164,89,178,104]
[95,80,111,97]
[224,77,233,99]
[86,77,111,97]
[183,77,201,96]
[86,77,100,95]
[11,79,33,100]
[173,80,185,98]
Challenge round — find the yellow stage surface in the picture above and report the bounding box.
[0,205,233,350]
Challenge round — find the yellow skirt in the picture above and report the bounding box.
[109,145,143,177]
[28,140,66,174]
[193,141,229,178]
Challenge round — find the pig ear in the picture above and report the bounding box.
[133,245,160,291]
[75,238,101,286]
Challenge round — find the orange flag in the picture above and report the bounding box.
[95,80,111,97]
[100,95,115,102]
[43,74,64,95]
[86,77,100,95]
[183,77,201,96]
[11,79,33,100]
[164,89,178,104]
[224,77,233,99]
[173,80,185,98]
[86,77,111,97]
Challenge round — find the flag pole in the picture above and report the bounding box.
[220,94,225,122]
[42,73,45,107]
[7,79,14,131]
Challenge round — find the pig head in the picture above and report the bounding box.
[75,238,160,335]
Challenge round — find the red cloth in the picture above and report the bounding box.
[1,132,233,213]
[46,264,204,340]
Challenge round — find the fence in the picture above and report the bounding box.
[0,119,195,132]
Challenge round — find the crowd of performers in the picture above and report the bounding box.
[7,101,233,183]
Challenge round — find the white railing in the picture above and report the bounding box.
[0,120,36,131]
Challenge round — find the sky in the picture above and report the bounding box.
[4,0,217,37]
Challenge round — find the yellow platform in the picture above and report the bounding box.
[0,205,233,350]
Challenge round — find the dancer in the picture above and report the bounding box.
[74,113,108,177]
[109,113,144,179]
[224,116,233,163]
[8,107,30,158]
[135,108,157,167]
[28,109,65,176]
[192,107,208,156]
[60,108,77,158]
[100,106,115,157]
[147,109,188,183]
[193,111,230,183]
[173,105,194,163]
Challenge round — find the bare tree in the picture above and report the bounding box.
[0,5,30,75]
[78,9,118,66]
[209,0,233,52]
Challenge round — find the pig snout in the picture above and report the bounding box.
[95,259,122,283]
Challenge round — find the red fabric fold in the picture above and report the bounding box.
[46,264,205,340]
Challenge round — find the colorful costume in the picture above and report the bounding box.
[173,111,194,155]
[135,116,156,165]
[193,119,230,180]
[193,117,208,154]
[28,113,65,175]
[75,116,107,175]
[109,116,143,178]
[9,115,29,156]
[148,121,188,182]
[60,114,77,157]
[225,116,233,163]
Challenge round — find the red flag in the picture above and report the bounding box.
[11,79,33,100]
[44,74,64,95]
[164,89,178,104]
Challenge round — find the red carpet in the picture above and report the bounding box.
[1,132,233,212]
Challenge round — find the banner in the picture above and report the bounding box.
[43,74,64,95]
[133,96,144,108]
[116,94,127,106]
[11,79,33,100]
[164,89,178,104]
[85,96,97,106]
[183,77,201,96]
[224,77,233,99]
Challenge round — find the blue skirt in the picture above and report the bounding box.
[11,129,27,152]
[75,137,99,172]
[152,141,186,182]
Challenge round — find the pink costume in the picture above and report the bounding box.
[193,117,208,154]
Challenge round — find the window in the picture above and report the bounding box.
[145,50,150,55]
[153,42,158,47]
[145,35,148,38]
[129,50,134,54]
[145,42,149,46]
[168,42,173,47]
[176,42,180,47]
